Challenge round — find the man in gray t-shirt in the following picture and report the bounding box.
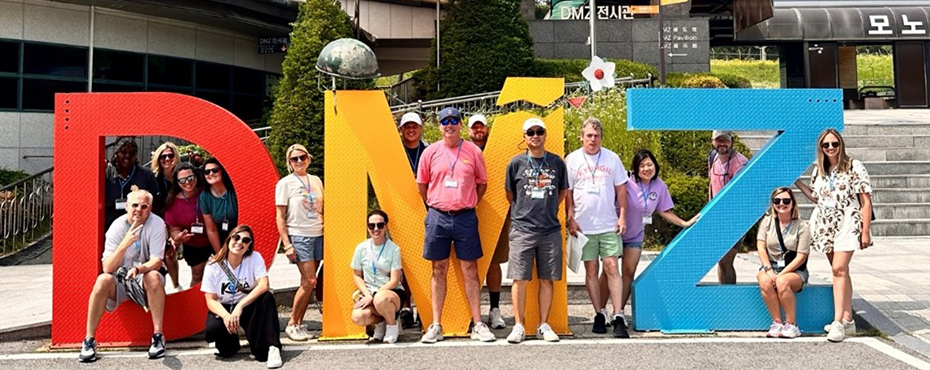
[79,189,168,362]
[503,118,568,344]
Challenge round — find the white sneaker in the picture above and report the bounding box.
[420,323,444,344]
[780,323,801,339]
[266,346,282,369]
[766,321,784,338]
[601,309,612,327]
[383,324,400,344]
[489,308,506,329]
[827,321,846,342]
[372,322,386,342]
[285,324,309,341]
[824,319,856,334]
[507,323,525,344]
[537,323,560,342]
[471,322,496,342]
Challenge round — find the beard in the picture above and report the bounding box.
[716,146,730,155]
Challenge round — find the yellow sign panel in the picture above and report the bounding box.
[660,0,688,5]
[629,5,659,14]
[322,78,569,339]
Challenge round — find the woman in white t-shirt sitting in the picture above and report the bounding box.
[202,225,282,368]
[350,210,405,344]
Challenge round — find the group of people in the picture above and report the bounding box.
[78,112,872,365]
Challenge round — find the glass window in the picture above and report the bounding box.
[0,77,16,109]
[147,56,192,87]
[93,49,143,82]
[93,82,144,93]
[232,95,266,122]
[195,91,231,110]
[233,67,265,94]
[22,79,86,110]
[196,62,231,91]
[23,43,87,78]
[0,41,18,73]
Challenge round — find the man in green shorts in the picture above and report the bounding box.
[564,117,629,338]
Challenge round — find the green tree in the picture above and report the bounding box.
[419,0,536,99]
[267,0,354,176]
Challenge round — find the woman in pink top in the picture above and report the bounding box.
[163,162,212,287]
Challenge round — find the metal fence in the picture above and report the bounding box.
[0,167,53,256]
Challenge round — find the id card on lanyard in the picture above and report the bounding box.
[293,174,319,219]
[584,151,601,194]
[528,153,548,199]
[442,141,463,188]
[822,171,838,209]
[639,181,654,226]
[182,192,204,234]
[367,241,387,275]
[115,166,137,210]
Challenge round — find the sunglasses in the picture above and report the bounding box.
[440,118,461,126]
[130,203,150,210]
[367,222,386,230]
[233,234,252,244]
[204,167,222,175]
[821,141,840,149]
[178,175,196,184]
[772,198,792,205]
[289,154,308,163]
[525,128,546,137]
[159,153,175,161]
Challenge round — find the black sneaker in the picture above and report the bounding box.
[612,317,630,338]
[399,307,415,329]
[148,333,165,359]
[78,337,97,363]
[592,313,607,334]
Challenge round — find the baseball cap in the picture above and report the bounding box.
[438,107,462,122]
[468,114,487,128]
[398,112,422,127]
[523,118,546,132]
[712,130,734,141]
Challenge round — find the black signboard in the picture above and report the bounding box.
[259,36,290,54]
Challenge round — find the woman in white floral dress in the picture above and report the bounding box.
[795,128,873,343]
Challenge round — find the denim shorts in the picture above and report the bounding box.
[422,208,482,261]
[623,241,643,249]
[291,235,323,262]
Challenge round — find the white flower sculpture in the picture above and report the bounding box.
[582,56,616,92]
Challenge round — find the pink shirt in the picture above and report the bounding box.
[416,139,488,211]
[709,151,748,198]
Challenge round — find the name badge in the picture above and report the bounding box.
[531,188,545,199]
[222,220,229,231]
[190,222,204,234]
[776,260,786,268]
[115,198,127,210]
[307,211,318,219]
[444,179,459,188]
[642,215,653,225]
[586,184,599,194]
[821,198,837,209]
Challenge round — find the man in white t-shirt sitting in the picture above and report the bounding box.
[80,189,167,362]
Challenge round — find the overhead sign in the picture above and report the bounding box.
[550,0,648,20]
[259,36,290,54]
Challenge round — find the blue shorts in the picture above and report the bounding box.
[291,235,323,262]
[623,241,643,249]
[423,208,483,261]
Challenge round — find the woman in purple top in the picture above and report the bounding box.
[617,150,698,315]
[164,162,213,288]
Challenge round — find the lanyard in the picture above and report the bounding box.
[781,221,791,235]
[526,152,548,176]
[293,174,315,201]
[639,180,653,211]
[583,150,602,183]
[117,166,137,193]
[406,144,423,172]
[440,140,464,177]
[827,171,837,191]
[225,260,242,294]
[717,155,733,183]
[181,191,200,223]
[368,240,387,275]
[213,189,229,223]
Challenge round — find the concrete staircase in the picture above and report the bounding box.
[737,111,930,237]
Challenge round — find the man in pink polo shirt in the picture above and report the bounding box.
[708,130,749,284]
[416,107,495,343]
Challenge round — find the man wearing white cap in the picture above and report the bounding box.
[399,112,428,174]
[503,118,568,343]
[708,130,749,284]
[468,113,507,330]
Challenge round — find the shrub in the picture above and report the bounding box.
[681,75,727,88]
[713,73,752,89]
[665,72,751,89]
[0,168,29,187]
[532,58,656,83]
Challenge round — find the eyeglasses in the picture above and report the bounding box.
[130,203,150,210]
[821,141,840,149]
[440,118,461,126]
[204,168,222,175]
[233,234,252,244]
[525,128,546,137]
[178,175,196,184]
[289,154,308,163]
[367,222,386,230]
[772,198,792,205]
[158,153,175,161]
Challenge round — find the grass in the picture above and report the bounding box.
[711,54,894,90]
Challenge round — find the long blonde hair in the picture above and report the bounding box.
[815,128,851,177]
[767,187,799,220]
[151,142,180,176]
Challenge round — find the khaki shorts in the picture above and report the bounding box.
[490,218,511,264]
[581,232,622,261]
[507,228,563,281]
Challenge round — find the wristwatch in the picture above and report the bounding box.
[762,266,772,272]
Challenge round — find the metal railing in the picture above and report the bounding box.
[0,167,53,256]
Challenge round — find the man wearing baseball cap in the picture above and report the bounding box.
[416,107,495,343]
[708,130,749,284]
[504,118,568,343]
[399,112,428,174]
[468,114,489,151]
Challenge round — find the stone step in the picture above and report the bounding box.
[798,174,930,189]
[842,123,930,136]
[791,188,930,204]
[798,161,930,176]
[740,135,930,151]
[845,148,930,162]
[799,203,930,219]
[868,219,930,237]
